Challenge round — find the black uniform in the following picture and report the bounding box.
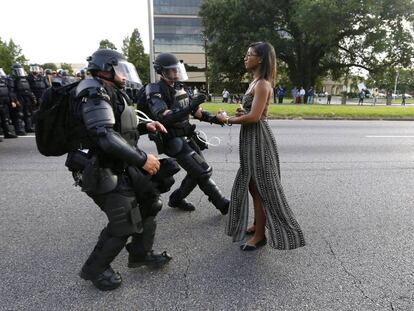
[0,77,18,138]
[66,77,175,291]
[28,73,48,104]
[146,79,229,214]
[10,75,36,132]
[0,77,24,136]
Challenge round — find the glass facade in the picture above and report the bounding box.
[153,0,205,81]
[154,17,204,53]
[154,0,203,15]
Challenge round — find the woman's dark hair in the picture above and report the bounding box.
[249,42,277,86]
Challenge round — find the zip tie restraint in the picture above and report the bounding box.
[135,109,154,123]
[196,130,221,147]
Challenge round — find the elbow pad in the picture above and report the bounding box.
[146,83,168,120]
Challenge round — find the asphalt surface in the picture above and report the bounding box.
[1,120,414,311]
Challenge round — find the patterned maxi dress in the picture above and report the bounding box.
[225,92,306,250]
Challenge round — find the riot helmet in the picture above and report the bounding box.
[29,64,41,73]
[44,69,52,75]
[86,49,141,85]
[153,53,188,82]
[12,64,27,77]
[0,68,6,77]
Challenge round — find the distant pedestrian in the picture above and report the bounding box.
[372,88,379,106]
[306,86,314,104]
[327,93,332,105]
[299,86,305,104]
[291,87,298,104]
[358,90,365,105]
[402,93,406,106]
[222,88,230,103]
[277,85,285,104]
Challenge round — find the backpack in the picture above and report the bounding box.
[35,81,80,156]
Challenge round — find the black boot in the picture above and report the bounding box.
[80,266,122,291]
[168,197,196,211]
[15,130,26,136]
[80,227,127,290]
[199,178,229,215]
[168,174,198,212]
[127,217,172,268]
[4,132,18,139]
[128,250,172,268]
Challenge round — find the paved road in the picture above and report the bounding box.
[1,120,414,311]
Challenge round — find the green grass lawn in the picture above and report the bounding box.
[200,103,414,120]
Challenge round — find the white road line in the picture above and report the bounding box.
[366,135,414,138]
[1,135,36,138]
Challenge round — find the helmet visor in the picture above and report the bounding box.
[177,62,188,82]
[0,68,6,77]
[29,65,41,73]
[162,61,188,82]
[14,68,27,77]
[114,61,142,85]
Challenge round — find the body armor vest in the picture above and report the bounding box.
[119,96,139,147]
[14,77,31,93]
[32,76,47,90]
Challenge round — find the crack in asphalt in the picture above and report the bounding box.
[324,239,378,307]
[181,194,203,301]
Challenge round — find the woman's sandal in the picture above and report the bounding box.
[240,236,267,251]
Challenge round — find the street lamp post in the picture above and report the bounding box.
[204,37,209,96]
[147,0,156,83]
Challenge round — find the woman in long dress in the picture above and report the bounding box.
[217,42,305,251]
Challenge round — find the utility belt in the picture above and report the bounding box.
[65,151,118,194]
[150,123,196,154]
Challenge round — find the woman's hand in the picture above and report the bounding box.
[235,107,246,117]
[215,110,228,123]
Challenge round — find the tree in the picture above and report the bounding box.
[99,39,117,50]
[0,38,27,74]
[41,63,58,71]
[61,63,74,75]
[122,29,149,83]
[200,0,414,89]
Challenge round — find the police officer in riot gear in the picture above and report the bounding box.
[10,64,36,133]
[44,69,53,87]
[27,64,48,104]
[146,53,229,214]
[67,49,176,291]
[0,69,18,139]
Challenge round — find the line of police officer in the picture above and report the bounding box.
[0,64,85,141]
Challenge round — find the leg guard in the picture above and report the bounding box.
[127,216,157,257]
[176,150,212,180]
[101,193,143,237]
[198,178,229,215]
[82,226,128,277]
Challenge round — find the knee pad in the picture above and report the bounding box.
[165,137,184,157]
[177,151,211,180]
[103,193,143,237]
[141,197,163,218]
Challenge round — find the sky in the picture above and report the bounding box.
[0,0,150,65]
